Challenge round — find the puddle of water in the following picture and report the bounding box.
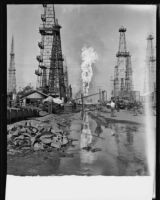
[57,112,148,176]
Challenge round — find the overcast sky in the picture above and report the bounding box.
[7,4,156,96]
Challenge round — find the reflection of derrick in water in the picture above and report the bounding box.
[126,127,134,146]
[81,112,102,148]
[111,123,128,175]
[87,121,103,147]
[112,123,146,175]
[95,122,103,137]
[113,123,135,175]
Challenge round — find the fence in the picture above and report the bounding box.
[7,107,39,124]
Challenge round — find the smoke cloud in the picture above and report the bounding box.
[81,46,98,96]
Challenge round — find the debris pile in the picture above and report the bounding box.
[7,118,72,155]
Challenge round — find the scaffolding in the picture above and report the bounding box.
[8,36,16,95]
[143,34,156,105]
[35,4,66,98]
[113,26,133,100]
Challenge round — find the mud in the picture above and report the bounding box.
[7,113,75,176]
[7,111,149,176]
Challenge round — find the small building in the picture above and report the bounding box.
[20,90,49,106]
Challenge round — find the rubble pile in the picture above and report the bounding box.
[7,118,73,155]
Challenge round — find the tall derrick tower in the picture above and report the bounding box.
[63,56,69,100]
[35,4,66,99]
[143,34,156,104]
[8,36,16,96]
[113,26,133,100]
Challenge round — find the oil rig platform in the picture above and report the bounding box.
[112,26,133,101]
[35,4,71,100]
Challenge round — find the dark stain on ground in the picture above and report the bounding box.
[7,151,60,176]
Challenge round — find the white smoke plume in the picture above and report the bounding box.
[81,46,98,96]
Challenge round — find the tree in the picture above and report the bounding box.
[17,84,34,97]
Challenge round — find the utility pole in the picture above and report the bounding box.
[110,75,115,98]
[101,90,105,103]
[99,88,102,103]
[81,93,84,115]
[105,91,107,101]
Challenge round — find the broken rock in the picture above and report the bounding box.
[12,130,20,137]
[14,135,25,140]
[62,137,69,145]
[40,138,52,144]
[33,142,44,151]
[51,141,61,149]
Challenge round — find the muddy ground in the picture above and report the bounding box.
[7,113,76,176]
[7,110,149,176]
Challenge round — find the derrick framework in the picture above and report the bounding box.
[143,34,156,105]
[113,26,133,100]
[35,4,66,99]
[8,36,16,97]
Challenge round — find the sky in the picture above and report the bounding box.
[7,4,156,97]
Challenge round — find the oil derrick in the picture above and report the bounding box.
[63,56,69,100]
[63,56,72,101]
[8,36,16,97]
[143,34,156,105]
[35,4,66,98]
[49,17,66,98]
[144,34,156,94]
[114,26,132,99]
[68,85,72,100]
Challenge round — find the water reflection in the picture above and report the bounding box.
[95,121,103,136]
[80,112,97,164]
[126,129,134,146]
[58,113,148,176]
[108,122,147,175]
[80,112,92,149]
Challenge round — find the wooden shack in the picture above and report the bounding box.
[20,90,48,106]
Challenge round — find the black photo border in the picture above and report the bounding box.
[0,1,159,200]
